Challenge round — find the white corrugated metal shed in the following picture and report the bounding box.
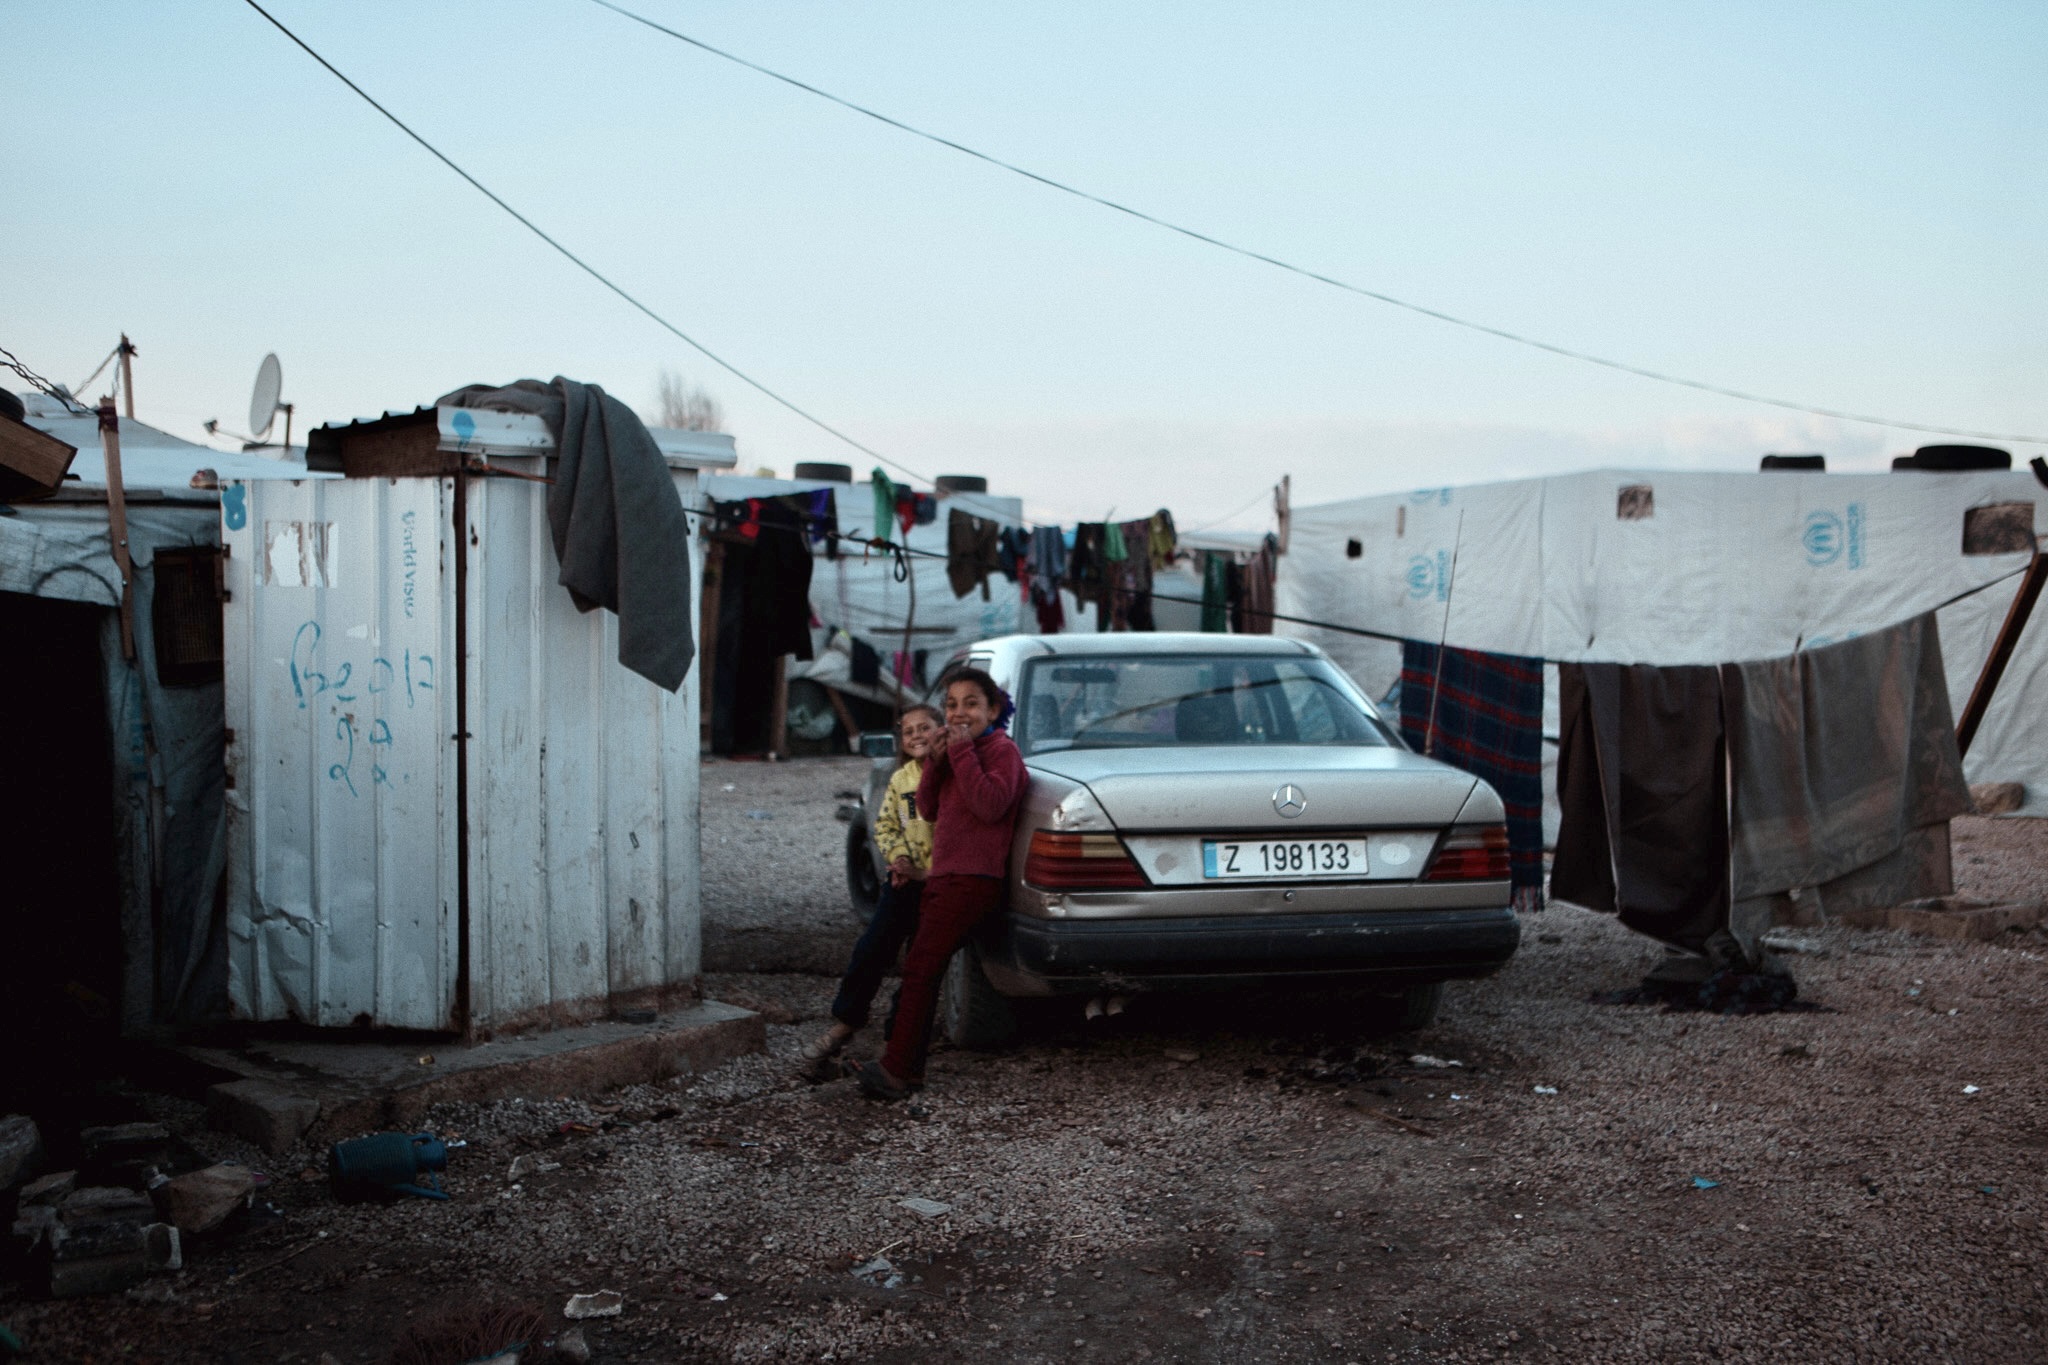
[223,405,736,1035]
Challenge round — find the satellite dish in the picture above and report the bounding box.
[249,353,283,439]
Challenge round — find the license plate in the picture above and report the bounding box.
[1202,838,1367,879]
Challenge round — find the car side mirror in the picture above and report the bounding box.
[859,732,898,759]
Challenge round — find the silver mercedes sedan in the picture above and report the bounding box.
[851,633,1520,1045]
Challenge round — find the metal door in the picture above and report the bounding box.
[220,476,460,1028]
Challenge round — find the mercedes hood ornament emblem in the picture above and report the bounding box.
[1273,784,1307,818]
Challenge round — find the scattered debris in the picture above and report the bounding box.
[157,1164,258,1236]
[1963,1085,1982,1095]
[898,1196,953,1219]
[1533,1085,1559,1095]
[744,810,776,820]
[1409,1055,1464,1069]
[505,1154,561,1182]
[1692,1177,1721,1190]
[851,1257,905,1290]
[564,1290,624,1320]
[1163,1049,1201,1064]
[554,1326,592,1363]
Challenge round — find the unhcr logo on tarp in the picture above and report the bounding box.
[1406,550,1452,601]
[1803,503,1866,569]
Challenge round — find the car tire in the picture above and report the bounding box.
[1365,981,1443,1033]
[938,943,1017,1049]
[845,822,881,921]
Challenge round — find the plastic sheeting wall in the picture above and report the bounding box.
[1278,469,2047,815]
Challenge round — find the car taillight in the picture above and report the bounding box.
[1425,825,1511,881]
[1023,831,1150,889]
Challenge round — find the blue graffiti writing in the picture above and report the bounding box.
[291,620,425,796]
[289,621,327,707]
[329,716,359,796]
[222,483,248,531]
[368,718,394,787]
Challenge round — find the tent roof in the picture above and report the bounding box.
[18,392,331,497]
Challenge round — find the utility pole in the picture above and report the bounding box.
[117,334,137,419]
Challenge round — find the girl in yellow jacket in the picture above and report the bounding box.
[802,705,940,1076]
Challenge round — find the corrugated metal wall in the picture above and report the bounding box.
[221,477,461,1029]
[460,464,703,1034]
[222,463,705,1034]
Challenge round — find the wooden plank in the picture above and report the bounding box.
[1957,549,2047,759]
[0,415,78,495]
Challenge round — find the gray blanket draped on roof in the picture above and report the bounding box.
[439,378,694,691]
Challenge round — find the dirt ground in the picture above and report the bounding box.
[6,769,2048,1364]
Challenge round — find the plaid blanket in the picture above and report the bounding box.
[1400,641,1546,895]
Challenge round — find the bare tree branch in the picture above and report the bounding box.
[655,368,725,431]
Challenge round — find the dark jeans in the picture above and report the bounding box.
[881,874,1005,1083]
[830,879,924,1031]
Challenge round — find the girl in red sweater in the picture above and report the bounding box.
[857,667,1027,1102]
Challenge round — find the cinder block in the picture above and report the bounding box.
[0,1114,45,1190]
[206,1080,321,1155]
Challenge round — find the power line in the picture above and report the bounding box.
[589,0,2048,448]
[238,0,933,484]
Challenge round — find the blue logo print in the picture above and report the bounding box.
[1804,503,1866,569]
[222,482,247,531]
[1803,511,1843,565]
[1405,550,1452,601]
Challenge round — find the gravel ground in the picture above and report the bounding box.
[8,763,2047,1363]
[700,757,873,974]
[1951,815,2048,906]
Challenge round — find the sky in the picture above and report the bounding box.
[4,1,2042,530]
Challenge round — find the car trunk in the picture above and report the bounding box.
[1025,745,1477,832]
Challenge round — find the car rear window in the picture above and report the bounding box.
[1015,654,1394,754]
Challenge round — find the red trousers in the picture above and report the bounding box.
[881,873,1005,1082]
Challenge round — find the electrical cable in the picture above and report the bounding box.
[1,344,91,412]
[238,0,934,485]
[1180,486,1276,534]
[589,0,2048,448]
[72,343,121,402]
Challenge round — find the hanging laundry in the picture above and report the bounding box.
[1234,534,1278,634]
[850,635,882,686]
[1066,524,1109,629]
[1147,508,1178,570]
[997,525,1029,582]
[1399,642,1546,908]
[869,468,897,545]
[946,508,1003,601]
[1027,524,1068,634]
[1720,612,1971,950]
[797,487,840,559]
[1552,621,1976,963]
[1200,552,1230,633]
[1551,661,1728,954]
[1109,517,1156,631]
[707,495,816,754]
[1102,521,1129,562]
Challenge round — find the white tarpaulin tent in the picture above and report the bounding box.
[1277,468,2046,815]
